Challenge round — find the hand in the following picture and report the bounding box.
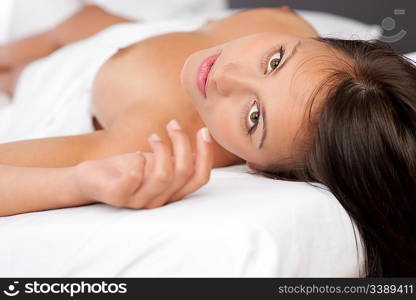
[0,64,25,98]
[73,120,213,209]
[0,67,14,97]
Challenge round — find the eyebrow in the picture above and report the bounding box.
[257,41,301,149]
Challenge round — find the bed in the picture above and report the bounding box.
[0,164,364,277]
[0,3,390,277]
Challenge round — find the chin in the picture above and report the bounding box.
[180,55,197,96]
[182,59,208,117]
[179,59,190,92]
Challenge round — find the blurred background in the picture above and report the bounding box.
[230,0,415,54]
[0,0,414,53]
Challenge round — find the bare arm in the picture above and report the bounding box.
[0,105,179,168]
[0,120,213,217]
[0,164,93,217]
[0,5,132,68]
[0,130,107,168]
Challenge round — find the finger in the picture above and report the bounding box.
[112,152,147,205]
[130,133,173,208]
[169,127,213,202]
[167,120,193,183]
[0,70,12,95]
[149,119,194,206]
[139,152,154,179]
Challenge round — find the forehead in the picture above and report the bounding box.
[256,38,336,166]
[287,39,337,113]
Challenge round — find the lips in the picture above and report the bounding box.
[197,52,220,98]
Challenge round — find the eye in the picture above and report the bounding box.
[247,102,260,134]
[266,51,283,73]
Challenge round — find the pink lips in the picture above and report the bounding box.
[197,52,220,98]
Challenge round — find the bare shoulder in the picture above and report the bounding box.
[91,31,210,128]
[203,6,319,39]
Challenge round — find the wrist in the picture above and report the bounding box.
[65,165,97,206]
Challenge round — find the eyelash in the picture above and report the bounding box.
[241,45,285,136]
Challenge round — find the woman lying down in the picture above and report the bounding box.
[0,5,415,276]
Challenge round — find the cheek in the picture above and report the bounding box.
[204,107,249,159]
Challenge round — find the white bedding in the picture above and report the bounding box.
[0,6,385,277]
[406,52,416,62]
[0,164,364,277]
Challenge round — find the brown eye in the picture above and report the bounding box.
[266,51,283,73]
[270,58,281,71]
[250,111,259,123]
[247,103,260,132]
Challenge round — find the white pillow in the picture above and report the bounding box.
[296,9,381,40]
[405,52,416,63]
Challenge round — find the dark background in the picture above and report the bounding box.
[228,0,415,54]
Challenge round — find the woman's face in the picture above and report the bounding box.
[181,32,333,168]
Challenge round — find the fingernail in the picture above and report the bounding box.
[200,127,211,143]
[149,133,161,142]
[167,119,181,131]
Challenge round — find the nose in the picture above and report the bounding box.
[213,63,253,97]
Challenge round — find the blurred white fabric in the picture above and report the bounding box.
[0,0,13,44]
[406,52,416,62]
[0,0,81,42]
[0,0,226,43]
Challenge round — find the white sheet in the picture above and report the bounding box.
[0,164,364,277]
[406,52,416,62]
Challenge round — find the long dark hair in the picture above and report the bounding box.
[249,38,416,277]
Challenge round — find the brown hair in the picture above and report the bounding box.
[249,38,416,277]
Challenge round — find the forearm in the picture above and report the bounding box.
[0,131,106,168]
[0,5,132,68]
[0,32,59,68]
[51,5,133,46]
[0,165,95,217]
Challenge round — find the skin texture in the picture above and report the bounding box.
[181,32,338,169]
